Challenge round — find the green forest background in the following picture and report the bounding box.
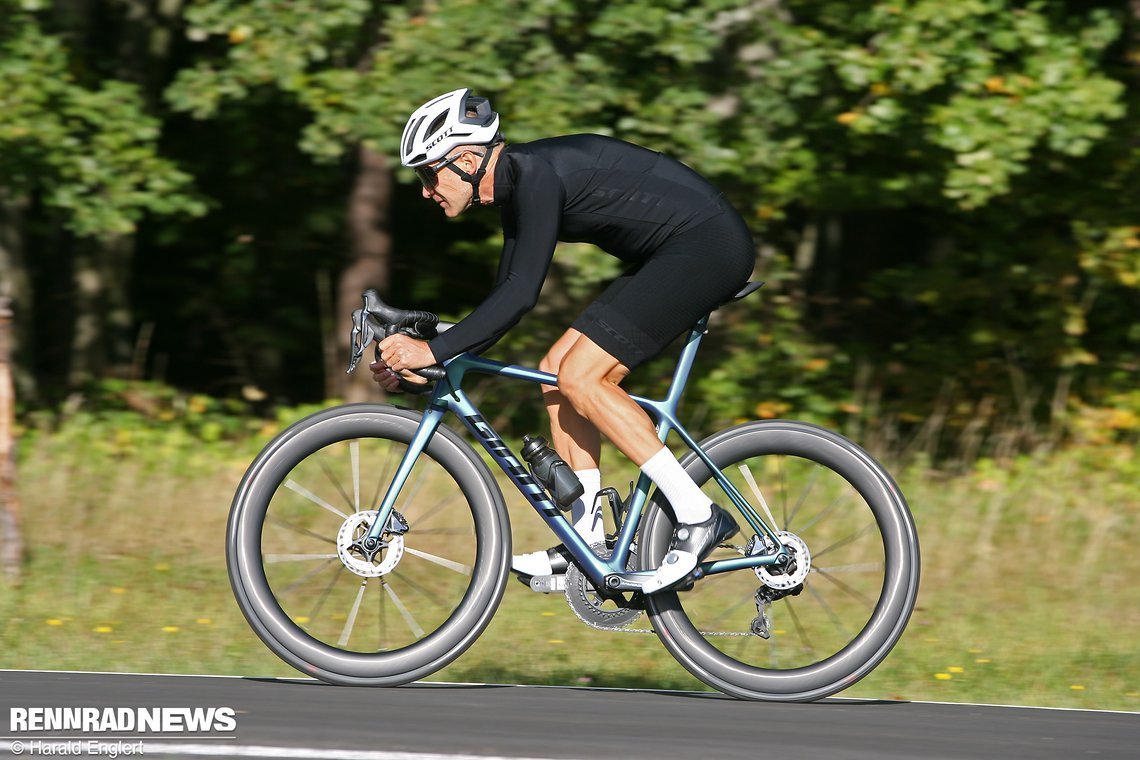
[1,0,1137,708]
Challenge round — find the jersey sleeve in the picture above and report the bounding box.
[428,153,564,361]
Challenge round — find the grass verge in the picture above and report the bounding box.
[2,405,1137,710]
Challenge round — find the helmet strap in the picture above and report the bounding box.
[445,142,501,205]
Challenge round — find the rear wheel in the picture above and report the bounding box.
[640,420,919,701]
[227,404,510,685]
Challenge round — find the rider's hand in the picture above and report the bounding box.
[372,335,436,392]
[379,334,437,373]
[368,358,407,393]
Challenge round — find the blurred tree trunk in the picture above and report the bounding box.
[49,0,181,389]
[0,192,33,401]
[68,235,135,386]
[335,145,392,401]
[0,294,23,582]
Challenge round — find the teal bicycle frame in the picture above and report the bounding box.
[364,315,788,592]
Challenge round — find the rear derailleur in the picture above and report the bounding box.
[746,535,804,639]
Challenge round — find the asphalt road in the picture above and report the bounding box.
[0,670,1136,760]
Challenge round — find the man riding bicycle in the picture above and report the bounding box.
[373,88,755,592]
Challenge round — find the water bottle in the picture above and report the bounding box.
[520,434,583,510]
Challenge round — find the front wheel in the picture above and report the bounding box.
[640,420,919,701]
[227,404,510,685]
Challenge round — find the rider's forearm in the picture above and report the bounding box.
[428,278,539,360]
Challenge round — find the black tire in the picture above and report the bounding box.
[640,420,919,701]
[227,403,510,685]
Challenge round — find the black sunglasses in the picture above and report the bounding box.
[414,153,464,191]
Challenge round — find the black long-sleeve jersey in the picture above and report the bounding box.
[427,134,730,362]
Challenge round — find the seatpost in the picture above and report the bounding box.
[663,315,709,410]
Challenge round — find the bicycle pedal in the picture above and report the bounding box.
[640,550,698,594]
[528,574,567,594]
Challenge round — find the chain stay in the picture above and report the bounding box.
[569,542,766,637]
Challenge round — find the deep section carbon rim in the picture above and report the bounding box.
[641,420,919,701]
[227,404,509,685]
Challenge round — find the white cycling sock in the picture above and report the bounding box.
[512,468,604,577]
[569,468,604,545]
[511,550,553,577]
[640,447,713,524]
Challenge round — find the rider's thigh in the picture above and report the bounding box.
[557,334,630,394]
[539,327,586,376]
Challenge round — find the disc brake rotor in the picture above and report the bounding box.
[565,542,643,631]
[336,510,404,578]
[754,530,810,590]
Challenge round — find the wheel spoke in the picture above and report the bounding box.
[350,440,361,512]
[805,580,852,642]
[396,463,431,519]
[778,457,788,530]
[277,559,340,599]
[383,579,425,639]
[405,491,465,530]
[796,490,852,536]
[737,464,780,531]
[390,569,452,610]
[318,457,355,513]
[265,553,340,563]
[404,546,470,575]
[338,579,369,647]
[812,566,877,606]
[705,589,755,631]
[285,479,350,520]
[369,441,404,508]
[813,522,877,560]
[309,564,345,622]
[786,466,821,530]
[266,514,337,545]
[782,597,816,657]
[410,527,472,536]
[812,562,882,575]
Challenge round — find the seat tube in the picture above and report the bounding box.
[665,318,708,409]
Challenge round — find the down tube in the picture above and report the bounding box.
[445,389,622,585]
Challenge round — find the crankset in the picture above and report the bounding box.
[565,542,645,631]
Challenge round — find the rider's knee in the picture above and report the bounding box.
[555,361,598,404]
[538,350,561,377]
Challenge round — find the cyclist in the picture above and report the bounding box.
[373,88,755,592]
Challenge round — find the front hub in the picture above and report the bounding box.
[337,510,404,578]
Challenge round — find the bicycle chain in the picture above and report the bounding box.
[567,542,758,637]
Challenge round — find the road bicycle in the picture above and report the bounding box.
[227,284,920,701]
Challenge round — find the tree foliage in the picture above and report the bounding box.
[0,0,203,237]
[3,0,1138,452]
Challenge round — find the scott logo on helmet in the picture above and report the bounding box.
[425,126,455,153]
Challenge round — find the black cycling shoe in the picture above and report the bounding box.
[642,504,739,593]
[511,544,573,585]
[672,503,739,559]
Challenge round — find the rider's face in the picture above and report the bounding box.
[420,151,476,218]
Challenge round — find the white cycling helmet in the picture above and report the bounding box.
[400,88,502,168]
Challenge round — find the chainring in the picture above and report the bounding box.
[565,542,644,631]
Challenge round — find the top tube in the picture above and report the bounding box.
[433,314,710,412]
